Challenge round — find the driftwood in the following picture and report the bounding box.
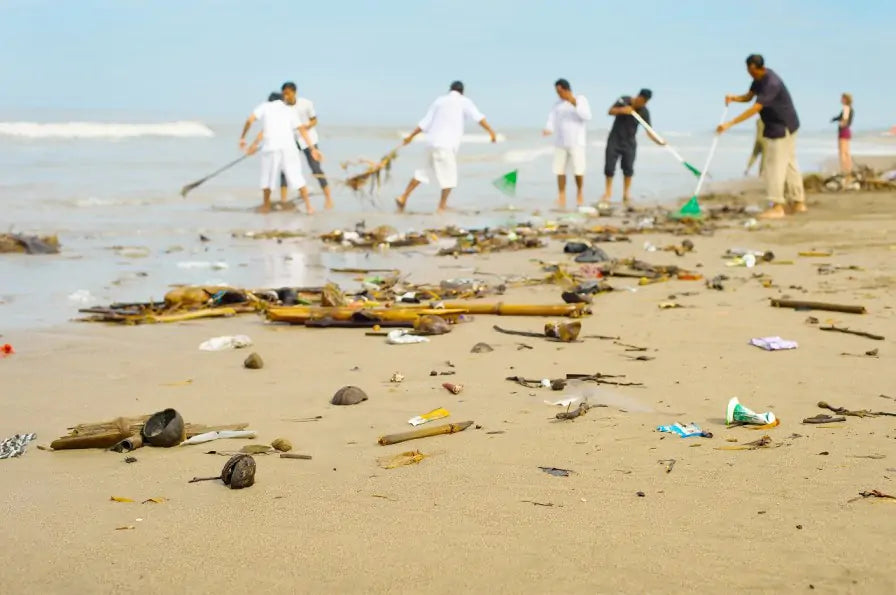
[565,372,643,387]
[279,453,312,460]
[556,403,591,420]
[50,416,249,450]
[818,401,896,418]
[819,325,884,341]
[441,302,589,317]
[770,299,866,314]
[377,421,474,446]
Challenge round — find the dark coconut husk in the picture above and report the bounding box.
[330,386,368,406]
[141,409,185,447]
[222,454,256,489]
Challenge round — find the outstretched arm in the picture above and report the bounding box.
[403,126,423,145]
[297,125,322,160]
[725,91,755,105]
[718,103,762,133]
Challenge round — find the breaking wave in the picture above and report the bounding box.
[0,121,215,139]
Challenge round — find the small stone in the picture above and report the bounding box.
[636,491,645,497]
[244,352,263,369]
[271,438,292,452]
[796,524,803,530]
[124,457,137,464]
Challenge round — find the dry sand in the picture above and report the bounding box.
[2,188,896,594]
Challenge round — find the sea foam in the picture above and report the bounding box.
[0,121,214,139]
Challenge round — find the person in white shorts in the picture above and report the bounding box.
[543,78,591,209]
[396,81,497,213]
[238,86,322,214]
[278,81,333,210]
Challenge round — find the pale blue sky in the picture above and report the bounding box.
[2,0,894,131]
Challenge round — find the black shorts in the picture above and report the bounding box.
[281,144,328,189]
[604,140,636,177]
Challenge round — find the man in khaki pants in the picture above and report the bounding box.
[718,54,805,219]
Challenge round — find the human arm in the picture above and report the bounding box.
[478,118,497,143]
[306,116,318,129]
[239,113,258,150]
[839,106,850,128]
[609,102,633,116]
[403,126,423,145]
[717,103,762,134]
[573,95,592,121]
[246,131,263,155]
[297,125,322,160]
[725,91,755,105]
[543,108,555,136]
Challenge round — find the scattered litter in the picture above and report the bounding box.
[750,336,798,351]
[142,498,165,504]
[545,397,579,407]
[115,525,136,531]
[521,500,555,507]
[820,325,884,341]
[1,343,13,358]
[378,450,428,469]
[378,420,473,446]
[556,402,591,420]
[770,299,866,315]
[848,490,896,503]
[240,444,274,454]
[636,491,646,497]
[331,386,369,406]
[280,453,312,460]
[802,414,846,424]
[189,454,256,489]
[442,382,463,395]
[408,407,450,427]
[656,423,712,438]
[470,342,494,353]
[0,433,37,459]
[658,459,677,473]
[181,430,257,445]
[727,397,778,426]
[390,372,404,383]
[124,456,137,463]
[387,329,430,345]
[110,496,134,503]
[68,289,96,304]
[199,335,252,351]
[243,352,264,369]
[715,435,776,451]
[539,466,574,477]
[177,260,228,270]
[271,438,292,452]
[818,400,896,418]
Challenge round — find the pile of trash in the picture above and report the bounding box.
[803,166,896,193]
[0,233,60,255]
[320,222,432,249]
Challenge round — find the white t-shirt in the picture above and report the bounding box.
[288,97,320,149]
[545,95,592,148]
[418,91,485,150]
[252,100,299,153]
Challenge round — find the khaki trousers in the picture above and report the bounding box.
[763,129,804,205]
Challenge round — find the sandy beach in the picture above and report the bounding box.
[2,179,895,594]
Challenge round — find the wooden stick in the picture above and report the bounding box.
[441,302,588,317]
[378,421,474,446]
[556,403,590,420]
[770,299,866,314]
[51,430,131,451]
[818,401,896,418]
[819,325,884,340]
[279,453,312,460]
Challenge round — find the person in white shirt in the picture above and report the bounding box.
[278,82,333,210]
[542,78,592,208]
[239,85,322,214]
[396,81,497,213]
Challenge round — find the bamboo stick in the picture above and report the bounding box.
[378,421,474,446]
[267,306,467,324]
[439,302,588,317]
[770,299,866,314]
[145,308,237,323]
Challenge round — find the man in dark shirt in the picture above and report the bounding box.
[601,89,664,208]
[718,54,806,219]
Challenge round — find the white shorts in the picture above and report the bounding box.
[414,147,458,189]
[552,146,586,176]
[260,149,306,190]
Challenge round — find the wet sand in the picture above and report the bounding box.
[1,189,895,594]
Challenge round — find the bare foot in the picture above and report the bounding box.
[437,201,448,213]
[576,194,585,207]
[789,202,808,214]
[324,200,334,210]
[395,197,407,213]
[305,206,315,215]
[759,204,786,219]
[256,204,272,214]
[555,199,567,210]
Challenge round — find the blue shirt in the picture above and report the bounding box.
[749,69,800,139]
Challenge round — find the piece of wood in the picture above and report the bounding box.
[556,403,590,420]
[50,430,131,451]
[279,453,312,460]
[818,401,896,418]
[770,299,866,314]
[440,301,588,317]
[378,421,474,446]
[819,325,884,340]
[267,306,466,324]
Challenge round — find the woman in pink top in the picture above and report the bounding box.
[832,93,853,175]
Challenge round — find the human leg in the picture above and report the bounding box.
[784,131,805,212]
[553,148,568,207]
[280,149,312,214]
[432,148,457,212]
[620,145,636,204]
[759,135,787,218]
[571,146,586,206]
[601,143,617,202]
[304,145,332,209]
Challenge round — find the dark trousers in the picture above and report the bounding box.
[281,144,328,189]
[604,140,636,177]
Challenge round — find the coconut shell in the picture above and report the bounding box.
[244,352,264,369]
[221,454,256,489]
[330,386,368,406]
[414,315,451,335]
[141,408,185,447]
[271,438,292,452]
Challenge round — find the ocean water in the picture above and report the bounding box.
[1,115,894,329]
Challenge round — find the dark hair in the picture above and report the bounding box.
[638,88,652,100]
[746,54,765,68]
[281,81,297,92]
[268,92,282,102]
[450,81,464,94]
[555,78,571,91]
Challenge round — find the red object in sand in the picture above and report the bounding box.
[1,344,14,357]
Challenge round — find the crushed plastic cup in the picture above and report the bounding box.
[656,422,711,438]
[408,407,450,427]
[199,335,253,351]
[643,241,657,252]
[386,330,430,345]
[726,397,777,426]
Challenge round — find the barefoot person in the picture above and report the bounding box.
[600,89,664,208]
[543,78,592,209]
[279,82,334,210]
[719,54,805,219]
[239,89,322,214]
[396,81,496,213]
[832,92,853,175]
